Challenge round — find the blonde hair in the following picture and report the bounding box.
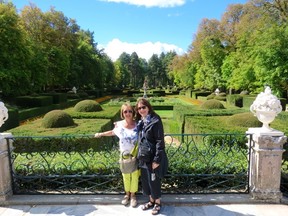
[120,103,136,119]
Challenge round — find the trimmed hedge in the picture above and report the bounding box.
[15,96,53,107]
[0,108,19,132]
[85,89,103,97]
[41,93,67,104]
[226,94,243,107]
[192,91,211,99]
[152,90,166,96]
[18,99,82,122]
[242,96,256,108]
[13,135,116,153]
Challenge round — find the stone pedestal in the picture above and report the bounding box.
[247,128,286,202]
[0,133,13,202]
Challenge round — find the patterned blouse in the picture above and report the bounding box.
[113,120,138,154]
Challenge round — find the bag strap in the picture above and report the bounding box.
[130,142,138,157]
[121,150,132,159]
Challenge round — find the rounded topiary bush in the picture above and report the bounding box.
[74,99,103,112]
[200,99,225,109]
[226,112,262,127]
[207,93,216,100]
[42,110,75,128]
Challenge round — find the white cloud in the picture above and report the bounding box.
[167,12,181,17]
[102,0,186,8]
[101,38,184,61]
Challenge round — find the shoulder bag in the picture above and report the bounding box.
[119,144,138,174]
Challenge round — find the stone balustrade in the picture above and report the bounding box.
[0,133,13,202]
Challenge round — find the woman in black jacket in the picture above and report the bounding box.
[135,98,168,215]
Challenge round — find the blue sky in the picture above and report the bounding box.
[11,0,248,61]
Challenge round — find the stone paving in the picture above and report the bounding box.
[1,203,288,216]
[1,194,288,216]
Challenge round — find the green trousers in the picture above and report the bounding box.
[122,169,140,193]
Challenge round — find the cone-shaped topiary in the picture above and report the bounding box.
[226,112,262,127]
[42,110,75,128]
[74,100,103,112]
[200,99,225,109]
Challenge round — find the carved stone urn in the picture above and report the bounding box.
[0,101,8,128]
[250,86,282,132]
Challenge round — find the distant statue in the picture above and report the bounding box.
[143,79,148,98]
[215,88,220,95]
[72,86,77,94]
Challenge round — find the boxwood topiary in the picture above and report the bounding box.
[42,110,75,128]
[226,112,262,127]
[74,100,103,112]
[206,93,216,100]
[200,99,225,109]
[214,95,226,101]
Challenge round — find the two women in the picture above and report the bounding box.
[95,99,168,215]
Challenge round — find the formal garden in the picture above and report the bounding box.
[0,88,287,195]
[1,1,288,200]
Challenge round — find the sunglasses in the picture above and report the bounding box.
[137,105,147,110]
[123,110,133,114]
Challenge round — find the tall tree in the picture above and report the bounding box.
[117,52,131,88]
[169,54,197,88]
[198,37,227,90]
[20,4,74,90]
[190,18,223,90]
[129,52,141,88]
[220,3,246,52]
[252,25,288,97]
[148,54,161,88]
[100,53,116,89]
[251,0,288,23]
[0,2,31,97]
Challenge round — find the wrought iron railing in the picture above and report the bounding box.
[6,133,251,195]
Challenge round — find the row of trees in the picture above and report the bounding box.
[0,2,115,97]
[168,0,288,97]
[2,0,287,98]
[0,2,177,98]
[114,51,176,89]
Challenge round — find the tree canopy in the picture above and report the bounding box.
[1,0,288,98]
[169,0,288,97]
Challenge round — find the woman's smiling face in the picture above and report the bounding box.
[137,102,149,118]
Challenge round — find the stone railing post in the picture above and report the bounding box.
[247,129,286,202]
[247,86,286,202]
[0,133,13,202]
